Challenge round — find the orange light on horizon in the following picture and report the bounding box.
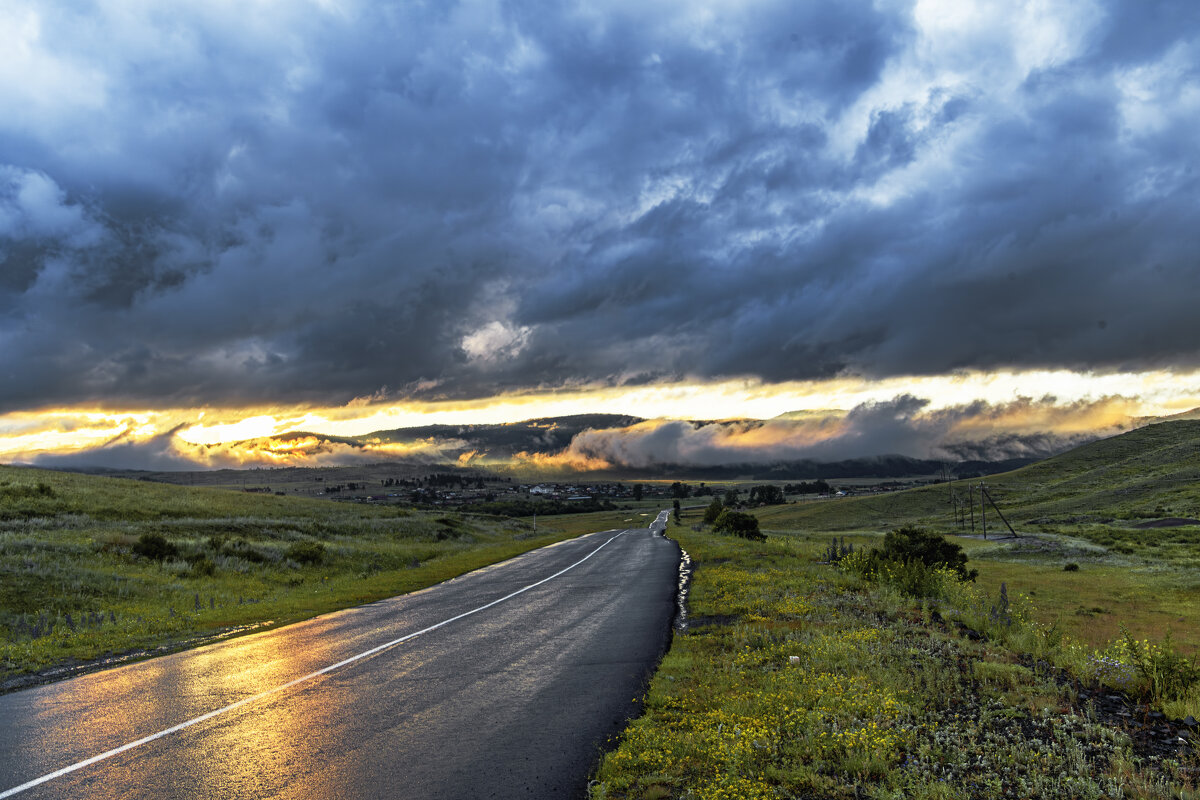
[1,368,1200,467]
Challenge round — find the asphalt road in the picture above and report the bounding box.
[0,514,679,799]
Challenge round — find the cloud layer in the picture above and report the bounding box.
[2,0,1199,414]
[16,394,1134,472]
[542,395,1134,469]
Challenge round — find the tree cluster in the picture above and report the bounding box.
[783,480,832,495]
[747,485,785,505]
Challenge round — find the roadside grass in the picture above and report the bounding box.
[591,521,1200,799]
[0,465,579,683]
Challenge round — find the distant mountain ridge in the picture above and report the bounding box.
[261,413,1039,479]
[360,413,643,458]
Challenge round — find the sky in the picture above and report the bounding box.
[2,0,1200,470]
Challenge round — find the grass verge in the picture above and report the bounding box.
[590,522,1200,799]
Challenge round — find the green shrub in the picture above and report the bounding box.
[1063,562,1079,571]
[880,526,977,580]
[286,540,325,565]
[838,528,976,599]
[712,510,765,541]
[189,557,217,577]
[132,532,178,561]
[224,538,267,563]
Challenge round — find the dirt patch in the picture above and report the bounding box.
[1133,517,1200,529]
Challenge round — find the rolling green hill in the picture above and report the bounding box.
[739,420,1200,654]
[755,420,1200,544]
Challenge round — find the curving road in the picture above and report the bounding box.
[0,514,679,799]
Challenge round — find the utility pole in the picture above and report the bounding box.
[969,484,975,532]
[980,482,987,539]
[980,485,1018,538]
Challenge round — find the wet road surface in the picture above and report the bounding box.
[0,517,679,799]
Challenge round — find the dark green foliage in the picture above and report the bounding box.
[670,482,691,499]
[713,510,765,541]
[285,541,325,566]
[783,479,831,495]
[189,558,217,578]
[748,485,785,505]
[703,497,723,524]
[880,526,977,580]
[223,538,267,563]
[132,532,178,561]
[722,489,739,506]
[1063,562,1079,572]
[823,536,854,563]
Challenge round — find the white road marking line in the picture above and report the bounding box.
[0,530,630,798]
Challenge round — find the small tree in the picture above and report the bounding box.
[713,510,765,541]
[672,499,681,522]
[722,488,739,507]
[703,497,723,524]
[633,484,644,501]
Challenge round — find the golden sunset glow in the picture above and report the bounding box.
[3,368,1199,469]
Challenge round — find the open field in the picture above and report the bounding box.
[0,465,581,686]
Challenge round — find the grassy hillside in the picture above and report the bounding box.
[731,421,1200,653]
[0,465,576,686]
[755,419,1200,540]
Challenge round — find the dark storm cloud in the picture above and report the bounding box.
[2,0,1199,412]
